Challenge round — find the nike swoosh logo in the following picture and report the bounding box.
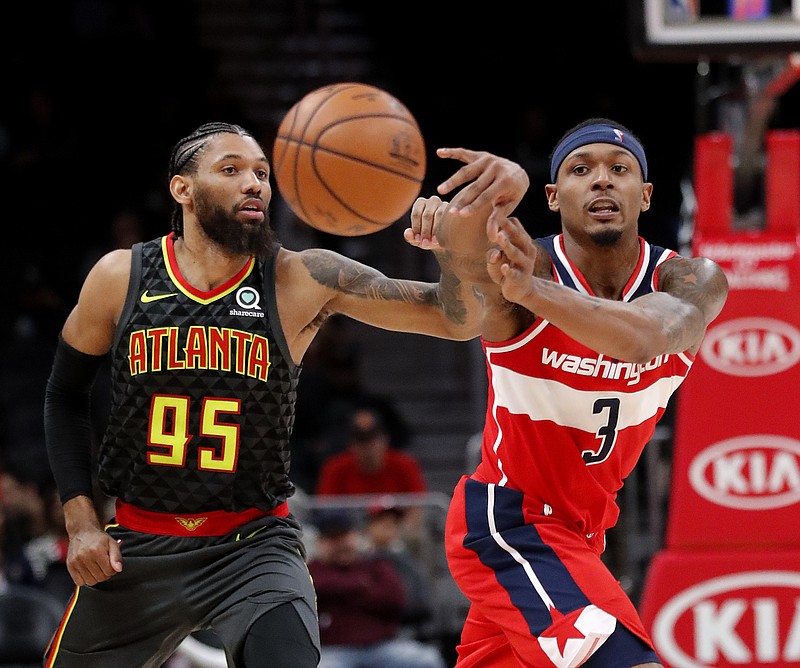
[141,290,179,303]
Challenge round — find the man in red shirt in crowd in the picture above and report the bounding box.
[315,406,429,542]
[315,406,427,497]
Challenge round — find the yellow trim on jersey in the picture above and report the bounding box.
[161,235,256,305]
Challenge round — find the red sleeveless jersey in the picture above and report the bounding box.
[473,234,693,543]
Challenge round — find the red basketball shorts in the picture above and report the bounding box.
[444,476,658,668]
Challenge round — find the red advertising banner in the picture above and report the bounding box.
[640,131,800,666]
[640,550,800,668]
[664,130,800,550]
[666,232,800,550]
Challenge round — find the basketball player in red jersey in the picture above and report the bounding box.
[42,122,528,667]
[408,118,729,667]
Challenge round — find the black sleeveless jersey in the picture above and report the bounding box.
[97,234,299,513]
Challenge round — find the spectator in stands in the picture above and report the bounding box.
[291,315,411,492]
[0,470,79,609]
[307,509,446,668]
[363,495,435,637]
[0,469,46,586]
[315,406,427,541]
[0,489,64,666]
[20,483,72,606]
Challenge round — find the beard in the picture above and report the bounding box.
[194,190,276,259]
[589,226,623,247]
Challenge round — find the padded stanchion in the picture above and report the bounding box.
[694,133,734,235]
[639,550,800,667]
[765,130,800,234]
[641,130,800,666]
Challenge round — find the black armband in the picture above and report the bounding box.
[44,335,107,504]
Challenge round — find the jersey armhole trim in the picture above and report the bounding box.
[113,241,143,349]
[263,244,298,375]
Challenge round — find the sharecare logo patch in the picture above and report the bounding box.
[701,317,800,377]
[688,435,800,510]
[652,571,800,668]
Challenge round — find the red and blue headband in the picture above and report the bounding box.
[549,124,648,182]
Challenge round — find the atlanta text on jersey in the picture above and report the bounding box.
[128,326,271,381]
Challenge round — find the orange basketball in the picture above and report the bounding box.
[272,82,426,236]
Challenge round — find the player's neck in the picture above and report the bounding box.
[562,232,642,300]
[172,231,250,292]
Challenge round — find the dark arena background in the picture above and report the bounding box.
[1,1,799,666]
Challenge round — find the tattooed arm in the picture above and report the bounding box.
[487,217,729,361]
[653,255,729,356]
[275,245,483,364]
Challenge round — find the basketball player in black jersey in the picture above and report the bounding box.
[42,122,529,667]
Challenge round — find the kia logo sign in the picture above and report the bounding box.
[700,318,800,376]
[689,435,800,510]
[652,571,800,667]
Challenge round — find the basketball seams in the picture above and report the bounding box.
[310,145,423,182]
[289,84,357,223]
[277,114,424,179]
[275,112,418,142]
[308,155,409,230]
[272,82,425,236]
[273,83,362,223]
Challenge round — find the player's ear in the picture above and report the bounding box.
[170,175,191,204]
[641,183,653,212]
[545,184,559,211]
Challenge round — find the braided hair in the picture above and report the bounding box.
[168,122,254,237]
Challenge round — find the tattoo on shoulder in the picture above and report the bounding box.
[660,256,728,314]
